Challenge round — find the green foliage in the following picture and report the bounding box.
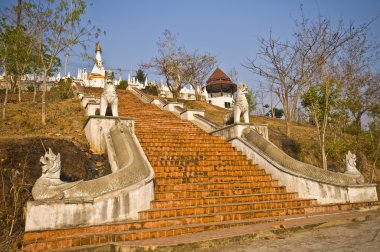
[266,107,284,118]
[117,80,128,90]
[135,69,147,83]
[246,89,257,113]
[27,85,34,92]
[301,80,342,125]
[144,82,159,96]
[0,24,37,79]
[48,79,74,102]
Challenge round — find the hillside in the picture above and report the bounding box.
[0,90,378,250]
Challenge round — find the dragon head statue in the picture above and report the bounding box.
[40,148,61,179]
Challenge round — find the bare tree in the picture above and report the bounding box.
[245,9,373,139]
[244,32,302,137]
[228,67,238,83]
[31,0,97,125]
[183,50,217,100]
[338,30,380,139]
[143,30,187,100]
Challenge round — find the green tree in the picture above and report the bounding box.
[302,78,342,170]
[265,107,284,118]
[246,88,257,114]
[135,69,147,83]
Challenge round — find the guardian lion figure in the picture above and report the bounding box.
[32,148,82,201]
[224,83,249,125]
[100,70,118,116]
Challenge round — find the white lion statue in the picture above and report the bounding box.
[100,70,118,116]
[224,83,249,125]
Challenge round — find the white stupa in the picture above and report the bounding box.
[86,42,105,88]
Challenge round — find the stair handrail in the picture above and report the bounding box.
[131,87,154,103]
[240,128,367,186]
[193,114,220,130]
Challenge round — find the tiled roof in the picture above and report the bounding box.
[206,68,233,85]
[206,68,237,93]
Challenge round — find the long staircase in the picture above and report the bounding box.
[23,90,376,251]
[121,91,316,225]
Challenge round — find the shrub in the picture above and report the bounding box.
[48,79,74,102]
[27,85,34,92]
[117,80,128,90]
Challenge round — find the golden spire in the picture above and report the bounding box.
[95,42,102,53]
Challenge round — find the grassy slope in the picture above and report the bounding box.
[0,92,88,147]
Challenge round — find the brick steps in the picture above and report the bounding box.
[154,187,289,200]
[151,193,300,208]
[140,199,316,219]
[143,146,236,152]
[141,142,233,148]
[150,159,252,167]
[154,181,281,192]
[154,166,266,178]
[23,214,288,251]
[148,156,249,162]
[153,165,260,173]
[154,175,274,185]
[146,151,244,158]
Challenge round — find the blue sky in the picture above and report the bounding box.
[2,0,380,89]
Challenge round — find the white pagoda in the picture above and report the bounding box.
[86,42,105,88]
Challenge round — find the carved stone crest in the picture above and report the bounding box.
[32,149,81,201]
[344,151,364,183]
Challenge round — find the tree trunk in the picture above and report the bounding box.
[320,132,328,170]
[2,82,8,121]
[33,81,37,103]
[194,87,200,101]
[285,119,291,138]
[354,113,364,144]
[41,76,47,126]
[18,77,21,103]
[172,91,179,101]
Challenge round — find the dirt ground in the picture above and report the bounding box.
[215,213,380,252]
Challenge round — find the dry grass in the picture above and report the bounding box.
[0,92,88,147]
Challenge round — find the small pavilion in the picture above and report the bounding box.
[205,68,237,109]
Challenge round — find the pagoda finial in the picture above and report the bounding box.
[95,42,102,53]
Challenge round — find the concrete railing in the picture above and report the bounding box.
[130,87,154,103]
[85,101,100,116]
[224,127,378,204]
[163,102,184,113]
[193,114,220,132]
[80,94,100,108]
[25,116,154,231]
[211,123,269,141]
